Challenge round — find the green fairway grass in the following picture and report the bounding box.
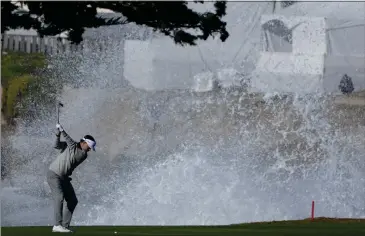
[2,218,365,236]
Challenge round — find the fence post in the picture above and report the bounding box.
[31,36,38,53]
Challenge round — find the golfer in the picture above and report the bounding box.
[47,123,96,233]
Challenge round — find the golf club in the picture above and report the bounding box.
[56,101,64,124]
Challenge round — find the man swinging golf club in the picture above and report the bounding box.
[47,123,96,233]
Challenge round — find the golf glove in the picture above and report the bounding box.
[56,123,64,132]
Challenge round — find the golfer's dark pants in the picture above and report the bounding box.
[47,170,78,228]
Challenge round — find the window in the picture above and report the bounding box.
[261,19,293,52]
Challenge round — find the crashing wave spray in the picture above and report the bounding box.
[72,91,365,226]
[2,2,365,226]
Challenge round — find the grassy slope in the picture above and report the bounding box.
[2,219,365,236]
[1,51,46,121]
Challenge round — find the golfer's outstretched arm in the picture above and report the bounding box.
[54,130,66,149]
[61,130,77,147]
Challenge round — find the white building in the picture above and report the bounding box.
[253,2,365,94]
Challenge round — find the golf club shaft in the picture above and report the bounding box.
[57,102,63,124]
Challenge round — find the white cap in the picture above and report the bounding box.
[82,138,96,151]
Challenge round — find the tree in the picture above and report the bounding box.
[1,1,229,46]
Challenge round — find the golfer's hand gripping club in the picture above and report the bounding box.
[56,123,64,132]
